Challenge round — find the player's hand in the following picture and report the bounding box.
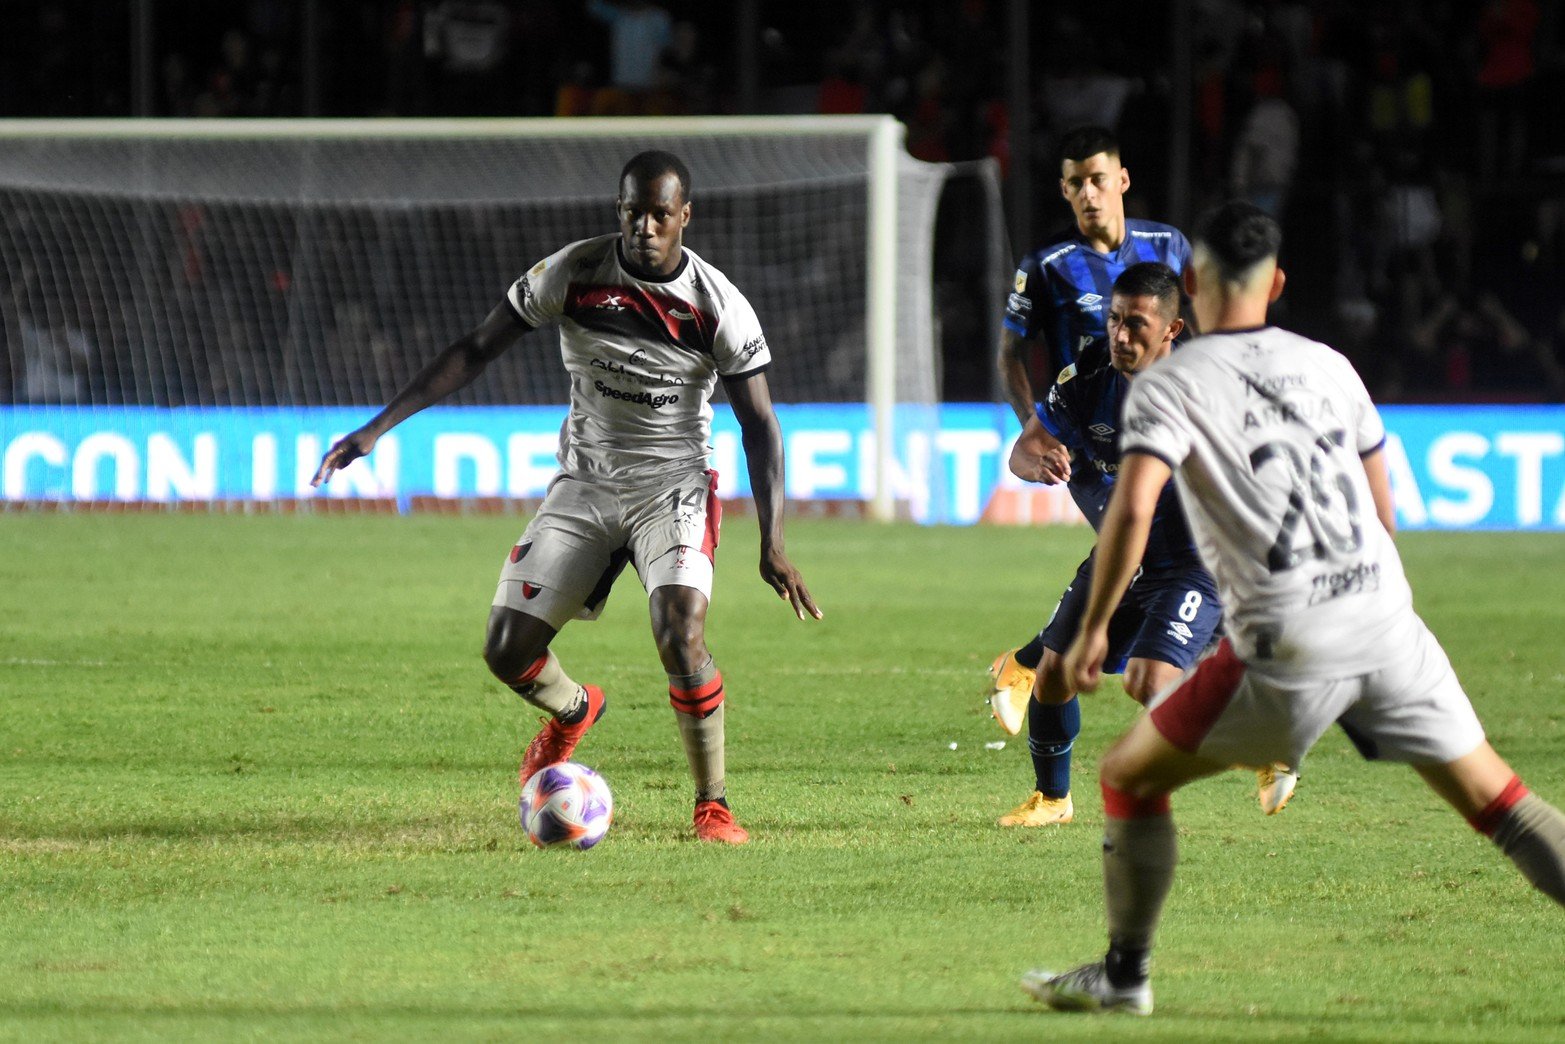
[1008,445,1070,485]
[1062,627,1109,693]
[1036,445,1071,484]
[760,547,822,621]
[1007,423,1071,485]
[311,428,378,488]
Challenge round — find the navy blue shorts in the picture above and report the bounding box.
[1039,553,1223,675]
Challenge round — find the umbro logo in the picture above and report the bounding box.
[1076,292,1103,307]
[1088,423,1115,437]
[1167,621,1193,644]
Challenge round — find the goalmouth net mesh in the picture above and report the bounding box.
[0,118,946,410]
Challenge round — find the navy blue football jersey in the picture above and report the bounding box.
[1004,219,1192,381]
[1036,359,1202,571]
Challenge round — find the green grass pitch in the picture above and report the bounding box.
[2,513,1562,1041]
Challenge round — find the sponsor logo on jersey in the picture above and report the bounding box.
[1166,621,1193,645]
[1076,292,1103,307]
[590,356,685,387]
[1240,370,1309,397]
[593,379,680,409]
[669,307,696,321]
[1130,229,1173,238]
[1014,269,1028,292]
[597,293,627,312]
[1308,561,1381,606]
[739,335,767,360]
[1042,243,1078,265]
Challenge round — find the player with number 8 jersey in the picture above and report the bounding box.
[995,262,1227,830]
[311,151,821,845]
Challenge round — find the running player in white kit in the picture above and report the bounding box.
[1023,201,1565,1014]
[313,151,821,844]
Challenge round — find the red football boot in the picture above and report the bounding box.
[518,685,606,788]
[693,799,750,844]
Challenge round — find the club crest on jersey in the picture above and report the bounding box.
[522,582,542,599]
[1014,269,1028,292]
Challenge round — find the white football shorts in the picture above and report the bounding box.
[492,469,721,630]
[1148,612,1486,768]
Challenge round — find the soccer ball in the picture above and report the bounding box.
[519,761,613,850]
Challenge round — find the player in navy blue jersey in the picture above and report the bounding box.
[990,129,1201,731]
[996,126,1192,426]
[997,263,1233,827]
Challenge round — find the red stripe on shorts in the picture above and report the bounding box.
[701,469,722,562]
[1149,638,1246,754]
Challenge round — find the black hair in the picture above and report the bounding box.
[1058,125,1120,166]
[1112,261,1181,317]
[619,150,690,202]
[1194,200,1282,283]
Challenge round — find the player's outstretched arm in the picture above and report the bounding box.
[312,302,526,487]
[1063,451,1170,692]
[725,370,822,622]
[1009,415,1072,485]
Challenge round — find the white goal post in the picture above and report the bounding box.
[0,116,946,520]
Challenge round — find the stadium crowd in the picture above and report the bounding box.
[2,0,1564,403]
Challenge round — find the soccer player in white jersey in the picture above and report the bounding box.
[1023,201,1565,1015]
[313,151,821,844]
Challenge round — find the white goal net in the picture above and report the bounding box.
[0,118,945,404]
[0,117,951,515]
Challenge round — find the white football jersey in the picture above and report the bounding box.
[507,234,771,481]
[1120,325,1413,680]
